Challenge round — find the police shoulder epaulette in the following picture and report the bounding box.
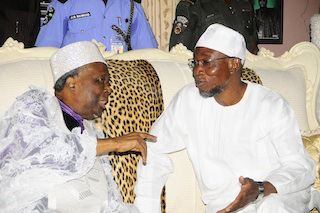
[133,0,141,3]
[181,0,196,4]
[58,0,68,3]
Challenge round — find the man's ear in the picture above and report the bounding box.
[65,76,76,92]
[228,58,241,75]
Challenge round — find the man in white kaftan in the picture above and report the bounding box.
[0,41,155,213]
[134,24,319,213]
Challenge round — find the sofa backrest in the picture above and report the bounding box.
[0,38,57,114]
[1,39,319,131]
[245,42,320,131]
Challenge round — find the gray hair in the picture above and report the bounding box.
[54,67,80,91]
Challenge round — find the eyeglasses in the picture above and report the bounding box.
[188,57,235,70]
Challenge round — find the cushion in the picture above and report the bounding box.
[0,59,54,115]
[302,133,320,193]
[253,66,309,131]
[148,60,194,107]
[94,59,165,211]
[241,67,263,85]
[301,133,320,213]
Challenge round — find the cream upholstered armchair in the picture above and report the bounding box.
[0,38,319,212]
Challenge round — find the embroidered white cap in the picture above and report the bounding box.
[50,41,107,83]
[195,24,246,64]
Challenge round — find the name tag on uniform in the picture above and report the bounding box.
[69,12,91,20]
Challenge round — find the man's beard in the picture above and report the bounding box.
[199,78,231,98]
[200,85,224,97]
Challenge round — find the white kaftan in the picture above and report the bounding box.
[0,86,139,213]
[134,81,317,213]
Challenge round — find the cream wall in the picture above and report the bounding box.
[258,0,319,56]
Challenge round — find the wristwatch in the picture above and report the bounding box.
[256,181,265,201]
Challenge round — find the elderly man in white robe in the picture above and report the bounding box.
[134,24,319,213]
[0,41,155,213]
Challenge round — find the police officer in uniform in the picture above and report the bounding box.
[169,0,258,54]
[35,0,158,52]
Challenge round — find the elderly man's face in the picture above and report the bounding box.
[192,47,233,97]
[73,62,111,120]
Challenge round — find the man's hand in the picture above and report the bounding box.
[216,176,259,213]
[97,132,157,165]
[217,177,277,212]
[112,132,157,165]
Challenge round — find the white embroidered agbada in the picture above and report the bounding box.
[0,87,139,213]
[134,81,317,213]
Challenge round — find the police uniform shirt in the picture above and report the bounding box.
[35,0,158,51]
[169,0,258,53]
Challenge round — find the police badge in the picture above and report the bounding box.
[174,15,189,35]
[42,5,55,26]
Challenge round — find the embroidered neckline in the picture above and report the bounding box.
[58,99,84,133]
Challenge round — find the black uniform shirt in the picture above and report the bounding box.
[169,0,258,54]
[0,0,41,47]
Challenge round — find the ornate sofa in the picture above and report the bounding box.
[0,38,319,212]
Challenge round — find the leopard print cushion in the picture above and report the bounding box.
[241,67,263,85]
[95,59,166,212]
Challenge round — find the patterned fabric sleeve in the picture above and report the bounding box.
[0,86,97,212]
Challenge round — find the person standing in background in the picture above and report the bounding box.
[0,0,41,48]
[169,0,259,54]
[35,0,158,52]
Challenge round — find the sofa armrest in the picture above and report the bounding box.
[302,131,320,193]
